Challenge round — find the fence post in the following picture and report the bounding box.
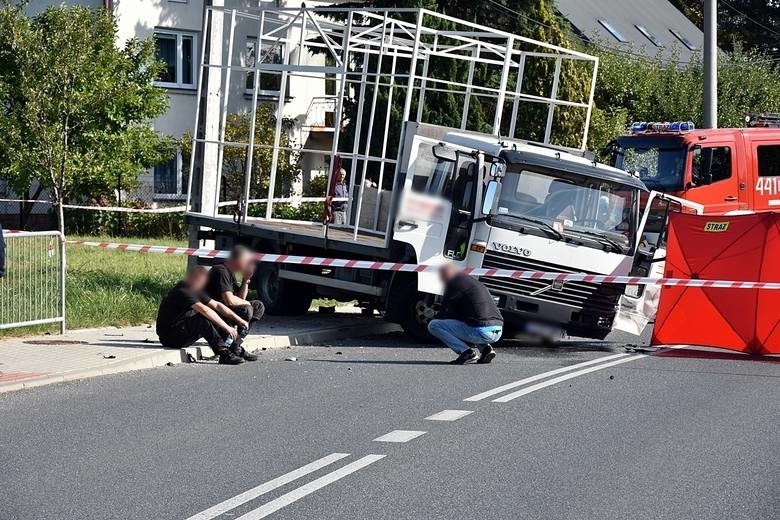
[59,232,66,334]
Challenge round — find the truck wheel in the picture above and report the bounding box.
[255,265,313,316]
[397,284,437,342]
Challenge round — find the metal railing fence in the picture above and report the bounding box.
[0,231,65,333]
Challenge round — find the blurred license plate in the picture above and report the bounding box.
[525,321,564,338]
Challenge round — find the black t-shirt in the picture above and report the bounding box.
[437,274,503,327]
[156,282,211,333]
[205,264,239,304]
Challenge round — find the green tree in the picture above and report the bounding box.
[668,0,780,57]
[181,106,301,205]
[587,46,780,154]
[0,4,173,232]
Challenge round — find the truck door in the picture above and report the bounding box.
[393,138,477,293]
[613,192,703,335]
[748,139,780,211]
[687,143,742,213]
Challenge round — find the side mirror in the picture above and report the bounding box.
[482,180,501,215]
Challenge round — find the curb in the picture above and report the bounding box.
[0,321,401,395]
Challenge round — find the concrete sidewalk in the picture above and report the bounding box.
[0,310,400,394]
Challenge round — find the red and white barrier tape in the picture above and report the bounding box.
[0,196,344,213]
[66,239,780,290]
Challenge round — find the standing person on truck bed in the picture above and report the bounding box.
[206,245,265,346]
[428,264,503,365]
[156,266,249,365]
[331,168,349,226]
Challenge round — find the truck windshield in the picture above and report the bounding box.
[613,136,686,191]
[491,167,637,254]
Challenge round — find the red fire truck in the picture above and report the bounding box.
[606,114,780,214]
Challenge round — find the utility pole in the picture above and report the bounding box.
[703,0,717,128]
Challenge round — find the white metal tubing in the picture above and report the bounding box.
[415,33,435,122]
[461,45,478,130]
[354,17,389,236]
[214,9,238,208]
[401,9,424,123]
[347,49,371,237]
[376,48,399,238]
[493,36,515,134]
[187,7,212,213]
[324,11,353,217]
[544,56,562,144]
[242,10,266,223]
[508,53,527,138]
[581,57,599,150]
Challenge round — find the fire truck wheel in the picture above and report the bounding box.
[397,283,436,342]
[255,264,313,316]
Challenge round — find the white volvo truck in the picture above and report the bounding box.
[185,6,684,340]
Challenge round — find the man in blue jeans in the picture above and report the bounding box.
[428,264,503,364]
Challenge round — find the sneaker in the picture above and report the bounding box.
[477,345,496,364]
[231,344,258,362]
[218,349,244,365]
[450,348,478,365]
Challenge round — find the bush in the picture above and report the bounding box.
[64,206,187,239]
[247,202,324,223]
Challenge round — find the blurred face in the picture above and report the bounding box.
[439,263,460,283]
[234,251,253,272]
[187,269,208,292]
[337,170,346,183]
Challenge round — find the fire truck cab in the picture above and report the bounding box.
[606,115,780,214]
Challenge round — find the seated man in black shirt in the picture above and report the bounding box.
[427,263,504,365]
[156,266,256,365]
[206,245,265,339]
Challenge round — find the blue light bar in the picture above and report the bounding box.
[630,121,695,134]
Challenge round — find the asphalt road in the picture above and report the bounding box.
[1,330,777,520]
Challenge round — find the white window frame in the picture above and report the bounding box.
[154,30,197,90]
[245,37,286,98]
[154,150,186,200]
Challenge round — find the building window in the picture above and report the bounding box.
[245,38,284,96]
[154,151,185,198]
[635,25,661,47]
[669,29,699,51]
[597,19,628,43]
[154,31,196,89]
[757,145,780,177]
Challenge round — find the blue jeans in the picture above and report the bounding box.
[428,319,503,354]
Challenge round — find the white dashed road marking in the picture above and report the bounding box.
[373,430,427,443]
[185,453,350,520]
[425,410,474,421]
[493,355,646,402]
[234,455,386,520]
[464,353,632,402]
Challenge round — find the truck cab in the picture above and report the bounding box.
[607,116,780,214]
[392,123,652,340]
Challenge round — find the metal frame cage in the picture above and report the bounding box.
[186,5,599,240]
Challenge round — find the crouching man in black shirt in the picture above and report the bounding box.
[156,266,255,365]
[206,245,265,340]
[428,263,504,365]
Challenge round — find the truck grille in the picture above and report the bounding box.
[480,251,623,313]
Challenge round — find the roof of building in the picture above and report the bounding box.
[555,0,704,63]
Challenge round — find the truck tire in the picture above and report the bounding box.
[396,282,437,342]
[255,264,313,316]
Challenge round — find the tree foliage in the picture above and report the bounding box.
[0,4,173,231]
[668,0,780,57]
[181,106,301,203]
[587,46,780,154]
